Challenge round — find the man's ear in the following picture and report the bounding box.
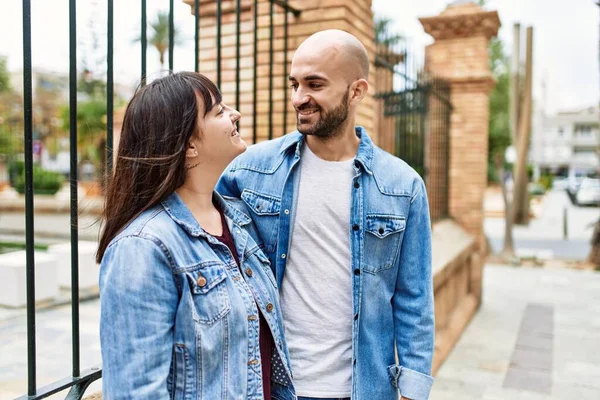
[350,79,369,105]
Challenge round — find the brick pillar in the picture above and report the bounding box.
[184,0,377,143]
[419,2,500,242]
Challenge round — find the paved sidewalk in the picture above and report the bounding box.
[485,189,599,261]
[1,265,599,399]
[431,265,600,399]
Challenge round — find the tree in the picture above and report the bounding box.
[0,56,10,93]
[135,11,183,69]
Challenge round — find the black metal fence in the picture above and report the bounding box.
[374,26,452,222]
[12,0,300,398]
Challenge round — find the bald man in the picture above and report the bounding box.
[218,30,434,400]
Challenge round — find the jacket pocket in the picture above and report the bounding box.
[185,264,231,325]
[241,189,281,253]
[241,189,281,215]
[363,214,406,274]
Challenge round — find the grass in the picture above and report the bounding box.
[0,241,49,254]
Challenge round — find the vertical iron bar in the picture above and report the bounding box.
[252,0,258,143]
[217,0,222,87]
[107,0,114,175]
[69,0,80,378]
[283,0,289,134]
[169,0,174,71]
[22,0,36,393]
[268,0,274,139]
[141,0,147,86]
[235,0,241,112]
[194,0,199,72]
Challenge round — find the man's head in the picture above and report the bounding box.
[289,30,370,139]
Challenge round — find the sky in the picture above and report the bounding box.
[0,0,598,114]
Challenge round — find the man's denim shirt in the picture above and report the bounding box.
[217,127,435,400]
[99,192,295,399]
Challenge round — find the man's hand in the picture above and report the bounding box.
[400,397,412,400]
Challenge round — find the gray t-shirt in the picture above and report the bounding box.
[280,143,354,397]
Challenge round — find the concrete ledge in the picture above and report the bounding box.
[431,219,482,376]
[0,250,59,307]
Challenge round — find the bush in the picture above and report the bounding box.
[538,174,554,191]
[13,165,64,195]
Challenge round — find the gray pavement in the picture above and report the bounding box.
[431,265,600,400]
[485,190,600,261]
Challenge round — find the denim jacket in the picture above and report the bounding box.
[99,192,296,400]
[217,127,435,400]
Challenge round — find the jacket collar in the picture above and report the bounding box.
[161,191,251,238]
[279,126,374,174]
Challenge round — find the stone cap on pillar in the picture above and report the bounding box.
[419,2,500,41]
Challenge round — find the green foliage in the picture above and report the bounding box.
[13,164,64,195]
[60,99,106,163]
[538,174,554,191]
[487,37,511,183]
[374,17,403,46]
[135,11,183,67]
[0,57,10,93]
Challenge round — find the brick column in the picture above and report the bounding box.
[184,0,377,143]
[419,2,500,242]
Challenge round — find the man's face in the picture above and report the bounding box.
[289,50,351,138]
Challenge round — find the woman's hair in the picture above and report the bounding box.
[96,71,222,262]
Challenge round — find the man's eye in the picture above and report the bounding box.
[217,108,224,115]
[290,84,298,90]
[311,83,322,89]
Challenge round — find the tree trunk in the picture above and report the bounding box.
[512,27,533,225]
[495,153,516,262]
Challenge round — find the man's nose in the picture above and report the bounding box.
[291,88,310,109]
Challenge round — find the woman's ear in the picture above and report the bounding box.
[185,141,199,159]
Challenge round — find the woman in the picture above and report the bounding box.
[96,72,295,400]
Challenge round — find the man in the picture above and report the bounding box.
[218,29,434,400]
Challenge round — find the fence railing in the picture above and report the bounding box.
[13,1,301,398]
[373,29,452,222]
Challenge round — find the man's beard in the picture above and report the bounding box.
[296,91,349,139]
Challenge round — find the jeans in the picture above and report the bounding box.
[297,398,350,400]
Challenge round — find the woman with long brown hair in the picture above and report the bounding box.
[97,72,295,400]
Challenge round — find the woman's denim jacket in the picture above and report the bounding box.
[99,192,295,400]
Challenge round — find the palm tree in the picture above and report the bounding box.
[135,11,183,68]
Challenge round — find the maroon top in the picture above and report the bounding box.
[214,206,273,400]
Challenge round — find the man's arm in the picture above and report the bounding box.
[391,178,435,400]
[216,162,241,198]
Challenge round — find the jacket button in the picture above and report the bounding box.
[354,269,360,276]
[354,181,360,189]
[197,275,207,287]
[352,224,359,231]
[354,313,359,321]
[245,268,253,277]
[378,227,384,235]
[266,303,274,312]
[353,359,357,365]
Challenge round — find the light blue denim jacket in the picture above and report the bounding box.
[99,192,296,399]
[217,127,435,400]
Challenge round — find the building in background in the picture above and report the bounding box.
[530,106,599,181]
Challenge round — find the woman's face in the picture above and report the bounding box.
[194,96,246,167]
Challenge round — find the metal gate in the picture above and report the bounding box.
[374,27,452,222]
[11,0,300,398]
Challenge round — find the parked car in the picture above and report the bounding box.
[575,178,600,206]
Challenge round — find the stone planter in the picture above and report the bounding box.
[0,251,59,307]
[48,241,99,290]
